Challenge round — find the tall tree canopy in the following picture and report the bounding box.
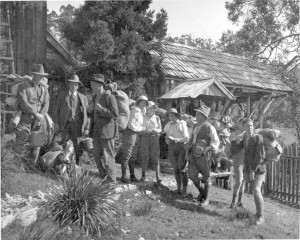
[218,0,299,72]
[56,0,167,90]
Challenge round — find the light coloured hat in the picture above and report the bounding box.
[67,74,83,86]
[31,64,49,76]
[147,101,157,109]
[168,108,180,118]
[194,104,210,118]
[136,95,149,106]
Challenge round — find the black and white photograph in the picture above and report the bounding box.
[0,0,299,239]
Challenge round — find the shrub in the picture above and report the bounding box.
[42,171,120,238]
[132,199,153,216]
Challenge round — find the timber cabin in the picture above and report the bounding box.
[153,42,292,127]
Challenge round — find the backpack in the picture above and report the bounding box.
[106,90,130,131]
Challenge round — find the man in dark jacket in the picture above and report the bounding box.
[52,75,90,165]
[243,118,265,225]
[88,74,119,183]
[14,64,50,167]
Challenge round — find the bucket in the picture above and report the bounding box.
[40,150,62,171]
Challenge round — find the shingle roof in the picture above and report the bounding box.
[160,77,236,100]
[153,42,292,93]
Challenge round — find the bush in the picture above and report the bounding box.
[42,171,120,239]
[132,199,153,216]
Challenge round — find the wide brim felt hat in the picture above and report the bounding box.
[167,108,180,118]
[136,95,149,106]
[67,74,83,86]
[147,101,157,109]
[91,74,105,84]
[31,64,49,76]
[194,104,210,118]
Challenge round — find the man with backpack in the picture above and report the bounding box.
[14,64,50,167]
[88,74,119,183]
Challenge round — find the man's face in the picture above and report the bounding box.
[244,121,254,136]
[169,113,177,122]
[146,107,155,117]
[196,111,206,123]
[138,100,147,110]
[32,74,43,82]
[90,81,102,94]
[68,82,79,92]
[239,111,245,118]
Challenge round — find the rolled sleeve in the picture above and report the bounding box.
[209,125,220,152]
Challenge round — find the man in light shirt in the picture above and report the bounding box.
[186,104,219,206]
[164,108,189,196]
[140,101,162,183]
[53,74,90,166]
[121,95,148,183]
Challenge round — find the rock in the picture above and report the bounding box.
[123,185,129,191]
[28,196,33,203]
[111,194,121,201]
[138,236,145,240]
[1,214,15,228]
[128,184,137,191]
[5,193,12,200]
[115,187,124,193]
[145,190,152,195]
[16,207,38,227]
[36,190,45,200]
[121,228,131,234]
[134,193,139,197]
[125,212,131,217]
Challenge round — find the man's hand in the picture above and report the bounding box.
[181,161,189,173]
[249,170,255,181]
[35,113,44,121]
[83,129,89,137]
[202,146,211,156]
[165,138,170,145]
[87,103,94,113]
[95,103,102,111]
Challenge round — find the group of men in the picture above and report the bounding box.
[164,104,266,225]
[14,63,266,225]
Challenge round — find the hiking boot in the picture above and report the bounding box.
[200,198,209,206]
[156,178,162,184]
[236,202,246,209]
[255,215,265,225]
[230,202,236,209]
[130,175,139,182]
[121,177,130,184]
[140,176,146,182]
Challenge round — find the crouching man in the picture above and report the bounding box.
[186,104,219,206]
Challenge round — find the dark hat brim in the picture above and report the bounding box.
[32,71,49,76]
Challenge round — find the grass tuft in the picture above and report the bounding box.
[42,171,120,238]
[132,199,153,216]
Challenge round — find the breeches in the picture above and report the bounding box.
[168,142,186,174]
[140,134,160,172]
[188,154,211,184]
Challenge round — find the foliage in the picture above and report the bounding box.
[42,171,120,238]
[165,34,218,50]
[218,0,299,71]
[132,199,153,216]
[48,1,168,96]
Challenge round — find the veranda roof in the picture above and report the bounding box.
[152,42,292,93]
[160,77,236,100]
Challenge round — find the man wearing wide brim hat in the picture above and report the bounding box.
[13,64,50,167]
[88,73,119,183]
[164,107,189,195]
[52,74,90,166]
[185,103,220,206]
[120,95,148,183]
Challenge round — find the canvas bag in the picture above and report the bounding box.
[194,139,208,157]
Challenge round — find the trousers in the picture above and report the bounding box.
[140,134,160,173]
[93,136,116,183]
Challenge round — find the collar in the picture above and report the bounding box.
[170,119,180,125]
[69,90,78,96]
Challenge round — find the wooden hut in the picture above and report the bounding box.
[152,42,292,126]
